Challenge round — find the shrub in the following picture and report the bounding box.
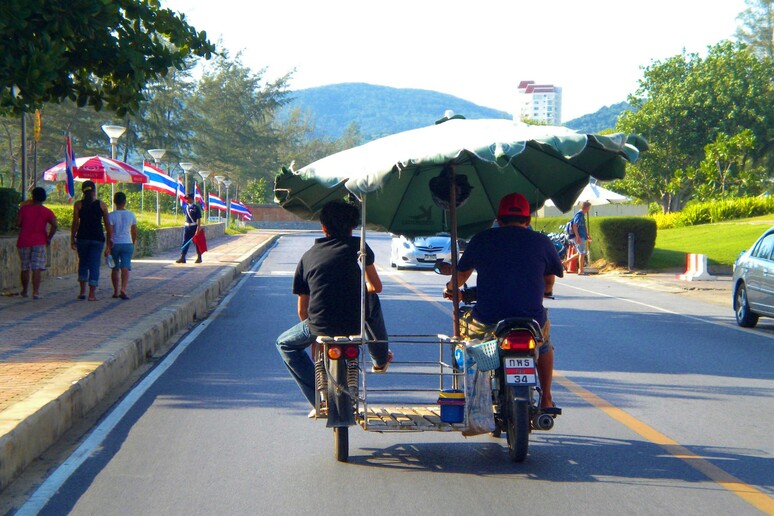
[592,216,657,268]
[0,188,22,232]
[649,196,774,229]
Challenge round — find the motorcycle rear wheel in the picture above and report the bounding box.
[334,427,349,462]
[505,386,530,463]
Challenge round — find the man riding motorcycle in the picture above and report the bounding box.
[443,192,564,411]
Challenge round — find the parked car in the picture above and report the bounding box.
[732,227,774,327]
[390,233,464,270]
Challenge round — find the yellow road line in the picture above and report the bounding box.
[556,374,774,514]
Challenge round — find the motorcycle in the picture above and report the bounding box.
[453,286,560,462]
[312,336,360,462]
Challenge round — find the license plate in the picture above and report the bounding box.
[504,357,537,386]
[423,254,436,261]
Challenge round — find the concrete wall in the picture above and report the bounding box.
[0,222,225,292]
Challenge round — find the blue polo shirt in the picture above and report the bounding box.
[457,225,563,326]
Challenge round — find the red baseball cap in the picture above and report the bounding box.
[497,192,531,218]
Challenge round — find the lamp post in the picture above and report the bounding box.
[101,125,126,209]
[214,175,225,221]
[223,179,232,228]
[198,170,211,223]
[179,162,194,197]
[148,149,166,225]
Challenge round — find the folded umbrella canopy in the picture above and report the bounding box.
[275,118,646,239]
[43,156,147,184]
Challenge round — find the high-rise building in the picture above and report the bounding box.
[515,81,562,125]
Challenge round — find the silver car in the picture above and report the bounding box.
[390,233,456,270]
[732,227,774,327]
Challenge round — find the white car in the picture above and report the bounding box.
[390,233,458,270]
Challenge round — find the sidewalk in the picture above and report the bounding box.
[0,229,281,491]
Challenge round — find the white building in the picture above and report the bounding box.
[516,81,562,125]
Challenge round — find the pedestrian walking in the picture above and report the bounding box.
[108,191,137,300]
[16,187,58,299]
[71,180,112,301]
[176,193,202,264]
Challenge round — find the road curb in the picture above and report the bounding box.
[0,234,280,492]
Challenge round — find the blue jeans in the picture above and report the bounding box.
[276,293,389,407]
[77,239,104,287]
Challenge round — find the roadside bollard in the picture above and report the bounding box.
[628,233,635,272]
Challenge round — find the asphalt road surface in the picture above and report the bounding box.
[18,232,774,515]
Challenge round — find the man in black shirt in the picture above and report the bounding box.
[276,200,392,408]
[176,193,202,264]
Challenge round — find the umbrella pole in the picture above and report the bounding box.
[359,195,367,344]
[449,168,460,339]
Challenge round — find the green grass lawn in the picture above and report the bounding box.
[649,216,774,269]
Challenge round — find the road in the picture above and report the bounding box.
[18,232,774,515]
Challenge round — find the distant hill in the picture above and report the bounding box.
[283,83,633,141]
[284,83,511,141]
[564,101,634,133]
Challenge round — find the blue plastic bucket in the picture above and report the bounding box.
[437,389,465,423]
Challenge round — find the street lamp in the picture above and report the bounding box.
[198,170,211,223]
[147,149,166,225]
[214,175,225,221]
[223,179,232,228]
[102,124,126,209]
[179,162,194,196]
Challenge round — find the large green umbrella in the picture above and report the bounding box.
[274,117,646,336]
[275,118,646,239]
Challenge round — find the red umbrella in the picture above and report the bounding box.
[42,156,147,184]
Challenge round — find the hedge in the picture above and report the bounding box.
[0,188,21,232]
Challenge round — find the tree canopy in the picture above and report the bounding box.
[614,41,773,212]
[0,0,215,117]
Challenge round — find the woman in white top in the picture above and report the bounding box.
[108,192,138,300]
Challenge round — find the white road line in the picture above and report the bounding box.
[18,245,274,515]
[562,282,774,340]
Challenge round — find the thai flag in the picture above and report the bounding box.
[208,193,227,212]
[194,182,206,209]
[142,163,177,196]
[177,176,186,205]
[64,135,76,200]
[230,200,252,221]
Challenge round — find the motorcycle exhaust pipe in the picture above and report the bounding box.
[533,413,554,431]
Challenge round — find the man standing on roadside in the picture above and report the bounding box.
[176,192,202,264]
[567,201,592,275]
[16,187,58,299]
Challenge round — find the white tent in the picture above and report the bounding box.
[545,182,630,208]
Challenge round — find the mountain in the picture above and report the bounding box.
[283,83,633,141]
[564,101,634,133]
[284,83,511,141]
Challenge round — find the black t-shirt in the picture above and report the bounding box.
[458,225,563,326]
[293,236,374,337]
[76,200,105,242]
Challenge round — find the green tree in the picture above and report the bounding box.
[736,0,774,59]
[0,0,215,116]
[615,41,773,212]
[689,130,767,201]
[185,51,292,189]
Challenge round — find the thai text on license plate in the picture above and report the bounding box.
[504,357,536,385]
[423,254,436,261]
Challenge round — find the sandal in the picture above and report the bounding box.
[78,295,86,300]
[119,293,129,300]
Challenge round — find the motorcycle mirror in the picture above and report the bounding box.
[434,259,452,275]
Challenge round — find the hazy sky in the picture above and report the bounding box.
[163,0,748,121]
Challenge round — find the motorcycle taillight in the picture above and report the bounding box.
[343,345,359,359]
[501,331,536,352]
[327,346,343,360]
